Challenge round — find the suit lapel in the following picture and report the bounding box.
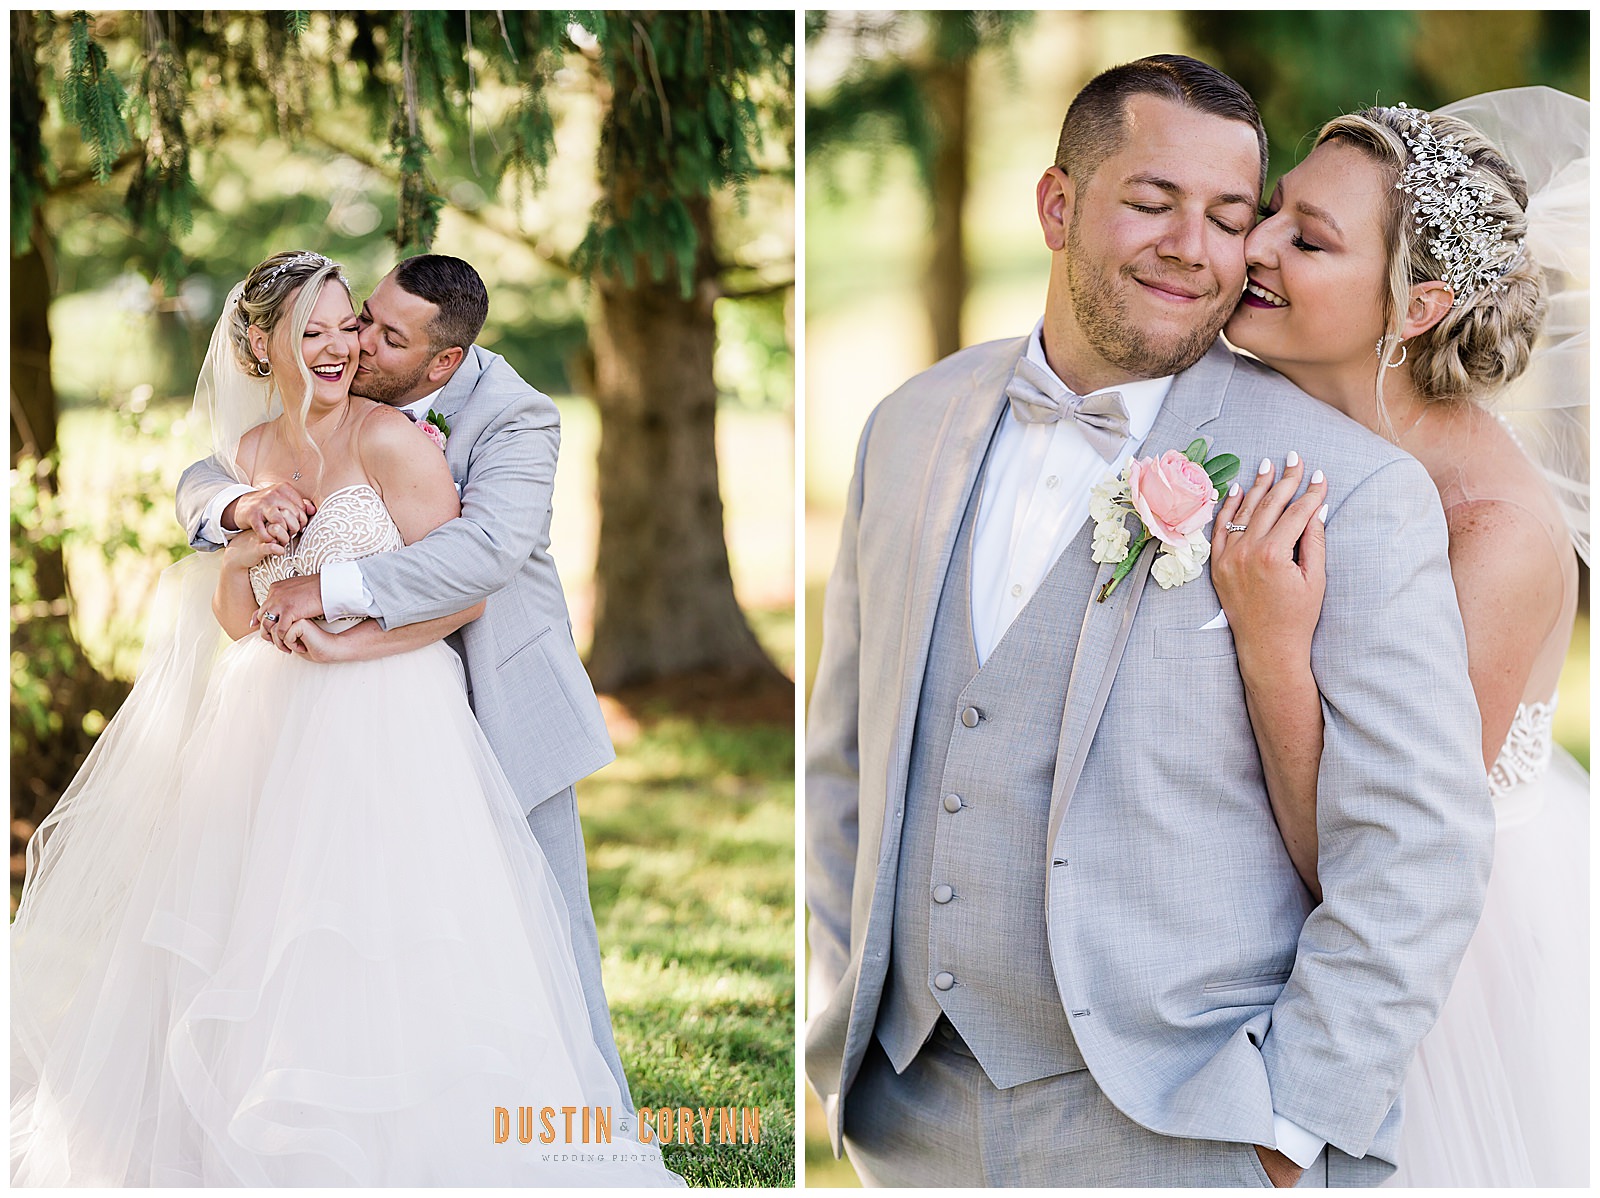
[1044,342,1237,851]
[434,346,486,423]
[881,339,1023,830]
[432,347,487,476]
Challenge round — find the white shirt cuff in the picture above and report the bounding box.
[202,483,255,544]
[320,559,377,621]
[1271,1112,1325,1170]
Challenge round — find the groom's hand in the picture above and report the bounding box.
[1254,1145,1304,1188]
[228,483,315,546]
[256,574,325,651]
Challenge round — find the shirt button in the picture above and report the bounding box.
[943,793,963,813]
[932,884,954,904]
[1045,474,1060,489]
[934,971,955,991]
[1009,583,1023,597]
[960,707,980,728]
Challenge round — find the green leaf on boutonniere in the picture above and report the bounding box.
[1096,531,1151,603]
[425,409,451,436]
[1183,437,1209,464]
[1204,454,1240,490]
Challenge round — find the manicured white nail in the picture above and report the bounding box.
[1286,450,1300,468]
[1317,503,1329,524]
[1259,457,1273,475]
[1228,482,1241,497]
[1310,469,1324,485]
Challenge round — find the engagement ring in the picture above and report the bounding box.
[264,612,281,624]
[1225,522,1248,533]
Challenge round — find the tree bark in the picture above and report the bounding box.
[587,190,783,692]
[11,218,66,604]
[923,48,970,362]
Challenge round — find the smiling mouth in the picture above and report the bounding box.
[1243,280,1288,308]
[312,364,346,380]
[1135,276,1208,302]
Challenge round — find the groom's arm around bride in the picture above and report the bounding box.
[175,253,632,1103]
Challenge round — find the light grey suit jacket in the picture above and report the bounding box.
[805,337,1494,1172]
[176,345,615,814]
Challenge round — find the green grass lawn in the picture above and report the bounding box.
[584,710,794,1186]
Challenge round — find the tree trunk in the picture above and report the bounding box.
[11,217,65,604]
[923,50,970,362]
[586,190,783,692]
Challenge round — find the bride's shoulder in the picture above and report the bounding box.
[352,399,450,483]
[353,400,426,451]
[1434,405,1561,516]
[1438,409,1573,590]
[236,422,270,477]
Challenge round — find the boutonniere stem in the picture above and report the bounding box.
[1091,438,1240,602]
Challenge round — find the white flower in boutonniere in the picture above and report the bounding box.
[1091,515,1132,565]
[1090,438,1241,602]
[420,409,450,453]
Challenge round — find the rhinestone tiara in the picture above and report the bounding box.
[1392,103,1522,307]
[247,251,340,297]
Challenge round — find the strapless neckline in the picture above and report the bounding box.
[247,483,403,619]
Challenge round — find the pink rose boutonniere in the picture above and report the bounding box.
[421,409,450,452]
[1089,438,1240,602]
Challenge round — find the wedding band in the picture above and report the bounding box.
[1225,522,1248,533]
[264,612,281,624]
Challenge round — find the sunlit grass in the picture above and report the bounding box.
[582,715,795,1187]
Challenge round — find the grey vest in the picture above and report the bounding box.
[875,450,1095,1089]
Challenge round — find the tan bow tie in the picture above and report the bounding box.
[1003,356,1131,462]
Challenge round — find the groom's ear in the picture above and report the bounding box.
[1401,281,1455,340]
[1036,166,1075,252]
[425,345,466,384]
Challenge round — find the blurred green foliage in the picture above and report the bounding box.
[1186,10,1590,185]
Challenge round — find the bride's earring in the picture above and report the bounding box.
[255,358,272,377]
[1376,337,1408,369]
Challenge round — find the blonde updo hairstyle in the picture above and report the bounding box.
[1313,107,1546,429]
[228,250,353,485]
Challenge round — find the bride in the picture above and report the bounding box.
[1211,89,1588,1185]
[10,251,684,1187]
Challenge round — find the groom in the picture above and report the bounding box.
[805,55,1494,1187]
[174,254,633,1105]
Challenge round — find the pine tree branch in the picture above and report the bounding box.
[47,151,144,196]
[303,127,577,277]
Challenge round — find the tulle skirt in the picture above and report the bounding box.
[12,623,682,1187]
[1388,748,1590,1187]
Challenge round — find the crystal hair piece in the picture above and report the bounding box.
[1392,103,1522,307]
[248,251,340,297]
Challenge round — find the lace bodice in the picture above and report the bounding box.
[1487,699,1556,823]
[248,484,402,622]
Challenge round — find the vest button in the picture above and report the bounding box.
[932,883,954,904]
[960,706,980,728]
[933,971,955,991]
[942,793,962,813]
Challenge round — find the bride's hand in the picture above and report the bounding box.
[280,618,349,663]
[1210,453,1329,669]
[222,530,286,572]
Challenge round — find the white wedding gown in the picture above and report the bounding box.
[1388,700,1590,1187]
[11,485,683,1187]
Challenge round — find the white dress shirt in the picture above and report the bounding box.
[201,391,440,621]
[969,321,1169,664]
[970,323,1325,1170]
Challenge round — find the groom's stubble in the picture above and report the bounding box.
[349,355,433,406]
[1063,200,1233,381]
